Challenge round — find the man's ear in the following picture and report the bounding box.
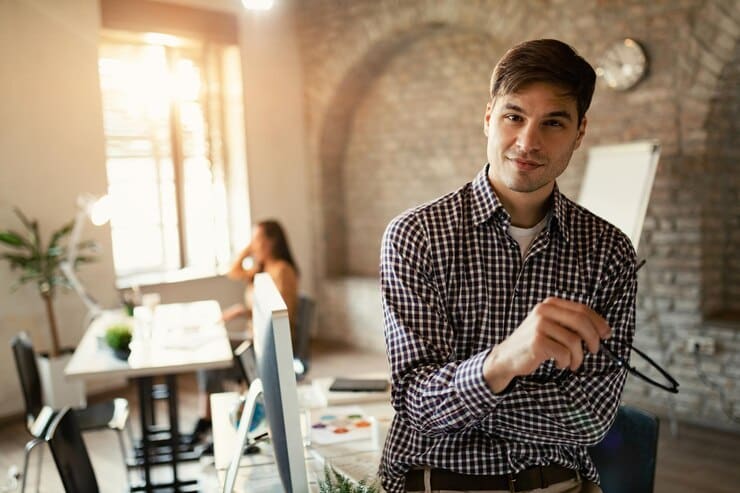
[483,101,492,137]
[574,116,587,149]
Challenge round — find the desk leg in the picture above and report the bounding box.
[166,374,181,487]
[130,375,200,493]
[137,376,154,492]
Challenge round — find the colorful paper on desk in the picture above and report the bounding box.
[310,406,373,445]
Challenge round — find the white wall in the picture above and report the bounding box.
[0,0,116,418]
[238,2,315,296]
[0,0,312,419]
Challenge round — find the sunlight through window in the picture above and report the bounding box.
[98,32,249,285]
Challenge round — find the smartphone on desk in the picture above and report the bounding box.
[329,377,389,392]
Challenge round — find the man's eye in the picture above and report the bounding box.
[544,120,564,127]
[505,114,523,122]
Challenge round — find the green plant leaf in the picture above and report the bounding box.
[0,230,30,248]
[317,464,379,493]
[0,253,32,268]
[73,255,98,266]
[105,324,133,350]
[48,220,74,250]
[47,245,64,257]
[12,207,35,232]
[11,208,41,253]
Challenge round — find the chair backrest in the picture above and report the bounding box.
[588,404,660,493]
[293,295,316,363]
[10,332,44,424]
[45,407,99,493]
[233,339,259,385]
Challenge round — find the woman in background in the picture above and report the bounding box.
[190,219,299,451]
[222,220,299,336]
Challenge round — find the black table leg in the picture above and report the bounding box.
[166,374,181,487]
[129,375,200,492]
[137,376,154,492]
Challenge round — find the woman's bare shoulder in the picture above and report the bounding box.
[268,260,297,280]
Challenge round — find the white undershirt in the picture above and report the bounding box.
[508,211,551,259]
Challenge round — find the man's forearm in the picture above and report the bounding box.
[390,344,510,436]
[476,366,628,446]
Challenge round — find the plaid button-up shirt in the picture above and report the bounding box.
[379,164,636,493]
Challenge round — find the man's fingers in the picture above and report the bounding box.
[542,297,612,339]
[533,301,602,353]
[535,319,585,370]
[548,297,610,336]
[539,336,572,370]
[542,297,611,338]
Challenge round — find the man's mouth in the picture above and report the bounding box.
[507,156,544,171]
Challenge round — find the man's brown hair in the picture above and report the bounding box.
[490,39,596,124]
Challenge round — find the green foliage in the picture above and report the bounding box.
[317,464,380,493]
[1,206,101,356]
[105,323,133,351]
[0,207,98,295]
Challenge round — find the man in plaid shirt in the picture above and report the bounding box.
[379,39,636,493]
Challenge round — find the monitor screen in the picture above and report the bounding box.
[223,273,309,493]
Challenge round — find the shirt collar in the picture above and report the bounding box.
[471,164,508,227]
[471,163,570,243]
[550,183,570,243]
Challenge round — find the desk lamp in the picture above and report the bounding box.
[59,194,111,325]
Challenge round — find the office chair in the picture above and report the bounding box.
[45,407,99,493]
[234,339,259,385]
[588,404,660,493]
[293,295,316,380]
[10,332,132,492]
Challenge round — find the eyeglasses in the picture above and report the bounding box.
[599,259,680,394]
[600,341,679,393]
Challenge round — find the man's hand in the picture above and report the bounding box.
[483,297,612,393]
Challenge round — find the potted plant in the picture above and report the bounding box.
[318,464,379,493]
[0,207,98,407]
[105,323,133,360]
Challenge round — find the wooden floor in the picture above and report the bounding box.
[1,343,738,492]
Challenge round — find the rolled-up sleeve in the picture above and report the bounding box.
[381,212,509,436]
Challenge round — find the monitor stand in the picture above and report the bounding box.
[223,378,264,493]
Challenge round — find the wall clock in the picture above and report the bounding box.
[595,38,648,91]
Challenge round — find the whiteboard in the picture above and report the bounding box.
[578,140,660,250]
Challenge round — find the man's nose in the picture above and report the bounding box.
[516,123,542,153]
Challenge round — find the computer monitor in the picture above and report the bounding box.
[223,273,309,493]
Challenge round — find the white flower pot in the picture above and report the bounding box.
[36,352,86,409]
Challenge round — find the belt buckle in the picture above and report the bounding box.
[507,473,516,493]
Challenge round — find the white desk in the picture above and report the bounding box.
[66,300,233,379]
[65,300,233,493]
[211,390,394,492]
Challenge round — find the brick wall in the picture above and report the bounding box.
[343,27,495,275]
[294,0,740,429]
[704,42,740,315]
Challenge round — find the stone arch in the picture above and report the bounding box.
[698,44,739,317]
[674,0,740,318]
[304,1,539,279]
[316,22,505,276]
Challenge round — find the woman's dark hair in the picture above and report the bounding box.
[259,219,300,275]
[489,39,596,124]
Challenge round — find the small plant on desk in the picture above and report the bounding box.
[105,323,133,360]
[318,464,379,493]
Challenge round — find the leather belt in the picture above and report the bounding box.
[405,465,579,492]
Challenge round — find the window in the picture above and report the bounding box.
[98,31,249,286]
